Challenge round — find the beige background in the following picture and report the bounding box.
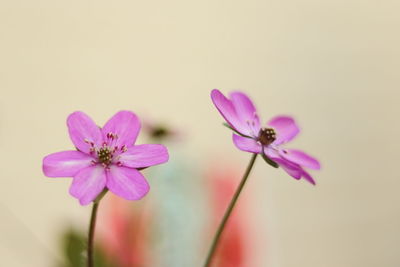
[1,0,400,266]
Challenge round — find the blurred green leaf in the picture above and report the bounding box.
[58,228,116,267]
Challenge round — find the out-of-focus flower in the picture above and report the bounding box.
[42,111,169,205]
[149,157,205,266]
[211,89,320,184]
[142,117,182,143]
[207,168,247,267]
[97,195,151,267]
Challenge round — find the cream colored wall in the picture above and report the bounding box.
[1,0,400,266]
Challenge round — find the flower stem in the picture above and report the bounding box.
[203,153,258,267]
[87,190,108,267]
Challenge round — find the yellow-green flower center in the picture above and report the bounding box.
[97,147,113,165]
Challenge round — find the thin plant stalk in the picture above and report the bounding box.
[87,190,108,267]
[203,153,258,267]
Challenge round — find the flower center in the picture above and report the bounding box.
[97,147,113,165]
[85,132,128,168]
[258,128,276,146]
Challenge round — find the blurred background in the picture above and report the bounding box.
[1,0,400,266]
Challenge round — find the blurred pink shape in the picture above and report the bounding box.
[207,167,247,267]
[98,195,152,267]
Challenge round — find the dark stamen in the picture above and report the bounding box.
[258,128,276,146]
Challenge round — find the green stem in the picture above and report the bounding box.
[203,153,258,267]
[87,190,108,267]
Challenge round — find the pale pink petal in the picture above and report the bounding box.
[230,91,261,134]
[211,89,252,136]
[118,144,169,168]
[232,134,262,153]
[279,149,321,170]
[102,111,141,147]
[106,166,149,200]
[270,157,316,184]
[301,170,316,185]
[267,116,300,144]
[271,157,303,179]
[69,166,106,205]
[67,111,103,154]
[264,146,280,158]
[43,151,94,177]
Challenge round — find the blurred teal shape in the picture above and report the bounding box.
[148,146,207,267]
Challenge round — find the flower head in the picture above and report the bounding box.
[43,111,169,205]
[211,89,320,184]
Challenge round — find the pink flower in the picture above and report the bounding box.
[211,89,320,184]
[42,111,169,205]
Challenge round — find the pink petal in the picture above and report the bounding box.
[232,134,262,153]
[301,170,316,185]
[42,151,94,177]
[118,144,169,168]
[271,157,303,179]
[69,166,106,205]
[280,165,303,180]
[279,149,321,170]
[67,111,103,154]
[230,91,260,134]
[267,116,300,144]
[106,166,149,200]
[211,89,252,136]
[271,157,317,184]
[264,146,280,158]
[102,111,141,147]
